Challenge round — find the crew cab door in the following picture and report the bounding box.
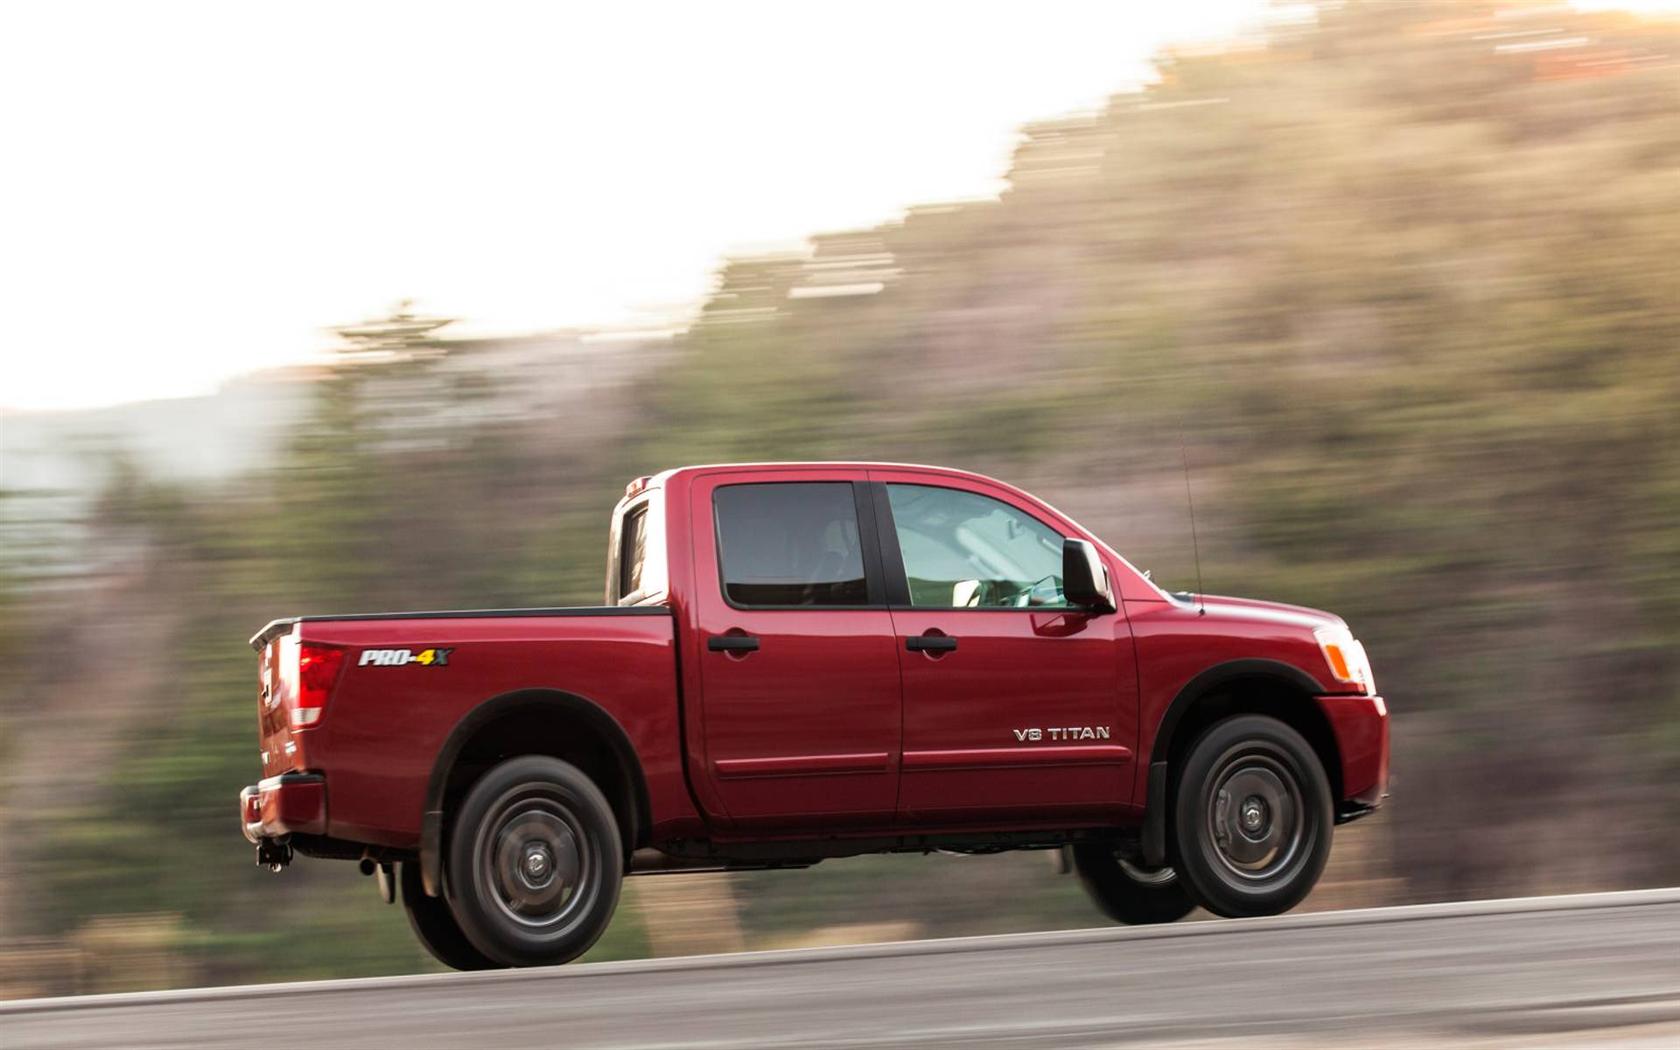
[689,470,901,829]
[870,473,1138,824]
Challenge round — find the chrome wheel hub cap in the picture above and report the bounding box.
[485,801,588,929]
[1208,755,1305,883]
[523,844,552,883]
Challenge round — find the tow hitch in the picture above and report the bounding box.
[256,837,293,872]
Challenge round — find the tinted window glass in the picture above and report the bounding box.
[715,483,868,606]
[886,484,1069,608]
[619,504,648,598]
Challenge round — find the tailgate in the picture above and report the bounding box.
[257,629,300,778]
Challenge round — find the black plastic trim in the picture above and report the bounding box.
[869,481,913,606]
[852,481,889,606]
[1142,761,1169,867]
[257,771,325,790]
[289,834,412,863]
[702,605,895,612]
[1335,800,1382,825]
[1148,658,1328,768]
[420,688,651,898]
[1139,658,1332,864]
[657,826,1141,864]
[905,635,958,653]
[707,635,761,653]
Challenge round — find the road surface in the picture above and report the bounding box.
[5,888,1679,1048]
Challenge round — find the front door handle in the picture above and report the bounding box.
[708,634,760,653]
[905,634,958,653]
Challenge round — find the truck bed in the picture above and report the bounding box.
[252,604,689,849]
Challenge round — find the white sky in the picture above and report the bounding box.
[4,0,1666,412]
[0,1,1287,411]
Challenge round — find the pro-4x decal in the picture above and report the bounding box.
[358,647,453,667]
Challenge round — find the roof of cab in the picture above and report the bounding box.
[659,461,1003,484]
[617,462,1005,508]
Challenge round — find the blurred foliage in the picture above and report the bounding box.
[2,0,1677,991]
[629,0,1680,899]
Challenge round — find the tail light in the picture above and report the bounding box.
[290,643,345,727]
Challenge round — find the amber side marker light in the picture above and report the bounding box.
[1314,625,1375,696]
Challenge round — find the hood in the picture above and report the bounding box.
[1186,593,1346,632]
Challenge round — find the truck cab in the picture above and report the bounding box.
[242,463,1388,969]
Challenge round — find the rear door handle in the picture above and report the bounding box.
[708,634,760,653]
[905,635,958,653]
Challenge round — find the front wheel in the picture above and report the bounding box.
[1171,715,1333,918]
[1071,845,1196,925]
[446,755,624,967]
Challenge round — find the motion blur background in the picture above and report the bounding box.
[1,0,1676,997]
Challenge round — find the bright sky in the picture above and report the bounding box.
[0,1,1289,411]
[2,1,1668,412]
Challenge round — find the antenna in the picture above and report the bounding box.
[1179,420,1206,615]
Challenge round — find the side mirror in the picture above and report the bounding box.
[1063,538,1115,613]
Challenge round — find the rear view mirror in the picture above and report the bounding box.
[1063,538,1115,612]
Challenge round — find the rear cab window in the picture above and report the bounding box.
[713,482,871,607]
[620,504,648,598]
[607,487,667,605]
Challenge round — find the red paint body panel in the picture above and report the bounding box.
[288,612,700,846]
[1317,694,1390,803]
[683,468,904,829]
[238,461,1389,862]
[1123,595,1346,808]
[891,607,1136,822]
[867,465,1141,824]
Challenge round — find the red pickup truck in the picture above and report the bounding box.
[241,463,1388,969]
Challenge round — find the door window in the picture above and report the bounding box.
[714,483,869,607]
[886,484,1069,608]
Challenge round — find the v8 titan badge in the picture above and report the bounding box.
[358,647,453,667]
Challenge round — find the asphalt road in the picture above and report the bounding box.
[5,889,1679,1049]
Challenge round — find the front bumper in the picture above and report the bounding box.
[239,772,327,843]
[1314,694,1390,818]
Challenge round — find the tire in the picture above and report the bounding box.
[445,755,624,967]
[1071,845,1196,925]
[1170,715,1333,919]
[400,860,502,971]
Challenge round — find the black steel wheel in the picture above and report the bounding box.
[399,860,502,971]
[1171,715,1332,918]
[1071,845,1196,925]
[446,756,623,967]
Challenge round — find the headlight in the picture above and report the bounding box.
[1314,625,1375,695]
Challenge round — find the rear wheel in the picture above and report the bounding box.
[1170,715,1332,918]
[1071,845,1196,925]
[399,861,501,971]
[446,755,624,967]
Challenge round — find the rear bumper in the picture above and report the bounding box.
[239,772,327,843]
[1314,694,1390,817]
